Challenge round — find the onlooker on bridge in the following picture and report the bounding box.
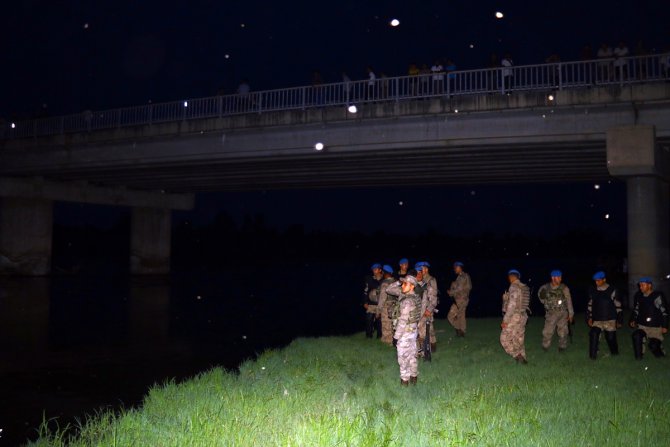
[419,64,431,95]
[661,48,670,79]
[545,52,561,88]
[580,44,594,85]
[342,72,352,102]
[634,41,649,80]
[501,53,514,93]
[445,60,457,95]
[408,63,419,96]
[596,43,613,82]
[488,53,500,92]
[613,41,629,81]
[379,72,390,99]
[431,60,444,94]
[366,66,377,100]
[237,79,250,95]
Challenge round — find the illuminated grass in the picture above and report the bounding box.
[30,318,669,446]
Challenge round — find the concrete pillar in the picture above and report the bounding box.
[607,125,670,300]
[0,198,53,275]
[130,207,171,275]
[129,278,170,344]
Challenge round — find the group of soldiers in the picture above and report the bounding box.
[364,261,669,386]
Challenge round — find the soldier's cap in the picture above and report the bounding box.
[414,262,424,270]
[401,275,418,286]
[550,270,562,277]
[454,261,464,267]
[399,258,409,265]
[382,264,394,274]
[508,269,521,277]
[371,263,382,270]
[420,261,431,268]
[592,271,606,280]
[638,276,653,284]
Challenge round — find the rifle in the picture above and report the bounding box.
[423,319,432,362]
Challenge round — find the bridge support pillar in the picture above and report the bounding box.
[607,125,670,300]
[0,198,53,275]
[130,207,172,275]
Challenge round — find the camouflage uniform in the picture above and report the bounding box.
[500,279,530,361]
[377,277,398,345]
[447,271,472,334]
[587,283,622,358]
[387,282,422,382]
[538,283,574,350]
[363,275,382,338]
[417,274,438,351]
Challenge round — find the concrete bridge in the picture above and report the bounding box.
[1,56,669,298]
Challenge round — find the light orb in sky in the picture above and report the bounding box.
[224,54,230,59]
[390,19,400,27]
[347,105,358,114]
[469,43,475,49]
[314,142,325,151]
[605,213,610,219]
[11,122,16,129]
[495,11,504,19]
[594,184,600,189]
[398,201,404,206]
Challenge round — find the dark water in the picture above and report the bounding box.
[0,258,625,446]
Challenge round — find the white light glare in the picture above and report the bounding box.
[390,19,400,27]
[558,300,563,305]
[594,184,601,190]
[347,105,358,113]
[666,274,670,279]
[224,54,230,59]
[605,213,610,219]
[548,94,555,101]
[10,123,16,129]
[454,109,459,113]
[314,142,325,151]
[183,101,188,107]
[495,11,504,19]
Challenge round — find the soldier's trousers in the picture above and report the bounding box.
[380,312,394,345]
[397,327,418,381]
[365,311,380,338]
[417,316,436,345]
[500,312,527,359]
[542,310,569,349]
[447,297,469,332]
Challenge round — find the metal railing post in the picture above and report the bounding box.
[558,63,563,90]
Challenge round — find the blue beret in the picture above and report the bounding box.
[592,271,606,280]
[508,269,521,277]
[382,265,394,274]
[399,258,409,265]
[638,277,653,284]
[371,263,382,270]
[414,262,424,270]
[454,262,464,267]
[550,270,562,277]
[420,261,431,268]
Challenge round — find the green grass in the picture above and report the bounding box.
[30,318,669,446]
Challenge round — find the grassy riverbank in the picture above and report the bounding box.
[31,318,669,446]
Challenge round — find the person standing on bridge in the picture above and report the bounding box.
[501,54,514,93]
[376,265,398,346]
[500,269,530,364]
[630,277,668,359]
[366,67,377,101]
[363,263,383,338]
[586,271,623,359]
[447,261,472,338]
[538,270,574,352]
[386,274,422,386]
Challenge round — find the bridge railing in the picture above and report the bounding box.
[3,53,669,140]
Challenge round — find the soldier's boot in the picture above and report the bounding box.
[365,314,375,338]
[430,343,437,352]
[375,319,382,339]
[514,354,528,364]
[392,338,397,347]
[409,376,418,385]
[632,329,645,360]
[648,338,665,357]
[558,347,566,353]
[589,327,601,360]
[604,331,619,355]
[400,379,409,387]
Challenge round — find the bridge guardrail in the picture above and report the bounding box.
[3,53,669,140]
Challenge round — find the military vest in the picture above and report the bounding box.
[400,292,422,324]
[540,284,567,312]
[590,286,618,321]
[633,291,667,327]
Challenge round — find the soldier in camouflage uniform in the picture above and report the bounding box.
[538,270,574,352]
[417,262,439,351]
[500,269,530,364]
[629,277,668,359]
[376,265,398,346]
[386,274,422,386]
[586,271,622,359]
[363,263,383,338]
[397,258,410,279]
[447,261,473,337]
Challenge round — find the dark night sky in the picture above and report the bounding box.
[4,1,667,239]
